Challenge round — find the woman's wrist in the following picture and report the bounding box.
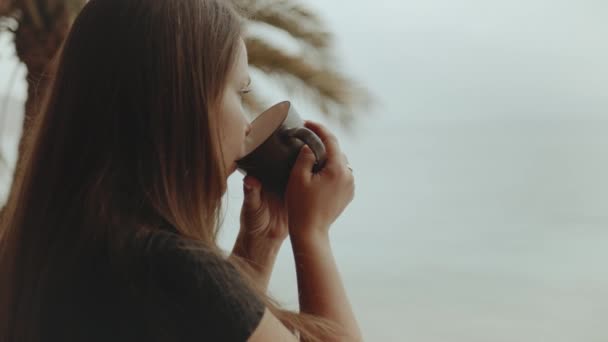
[230,232,283,290]
[289,226,331,250]
[233,233,281,267]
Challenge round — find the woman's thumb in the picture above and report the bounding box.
[292,145,317,179]
[243,176,261,207]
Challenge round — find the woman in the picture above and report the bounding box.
[0,0,360,341]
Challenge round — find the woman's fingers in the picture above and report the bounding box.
[342,152,349,166]
[243,176,263,208]
[304,121,340,158]
[304,120,344,170]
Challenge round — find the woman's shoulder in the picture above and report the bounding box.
[122,229,266,341]
[132,229,227,281]
[129,229,225,271]
[121,229,238,298]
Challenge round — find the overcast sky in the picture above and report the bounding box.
[2,0,608,121]
[304,0,608,121]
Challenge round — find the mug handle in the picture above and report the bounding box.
[285,127,327,173]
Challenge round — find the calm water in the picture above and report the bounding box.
[220,117,608,342]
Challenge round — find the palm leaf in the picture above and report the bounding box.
[234,0,331,50]
[233,0,372,126]
[245,36,370,127]
[5,0,371,128]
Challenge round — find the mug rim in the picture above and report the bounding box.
[242,101,291,155]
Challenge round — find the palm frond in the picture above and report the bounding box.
[234,0,324,26]
[234,0,331,50]
[246,37,371,126]
[275,0,323,26]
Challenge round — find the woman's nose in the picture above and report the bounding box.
[245,123,252,136]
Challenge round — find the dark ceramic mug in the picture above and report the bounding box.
[236,101,327,196]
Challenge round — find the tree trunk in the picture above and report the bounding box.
[0,2,71,216]
[13,6,70,157]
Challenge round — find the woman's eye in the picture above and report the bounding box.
[239,89,251,104]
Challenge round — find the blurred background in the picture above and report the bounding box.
[2,0,607,341]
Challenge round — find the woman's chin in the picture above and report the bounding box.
[221,164,238,194]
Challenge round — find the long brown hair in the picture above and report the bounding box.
[0,0,338,341]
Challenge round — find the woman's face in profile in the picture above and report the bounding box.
[217,38,253,180]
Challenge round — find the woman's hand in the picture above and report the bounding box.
[285,120,355,244]
[230,176,289,291]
